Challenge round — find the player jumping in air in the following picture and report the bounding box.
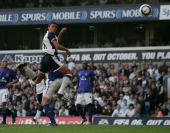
[34,22,73,95]
[75,62,95,124]
[0,59,18,124]
[34,22,74,125]
[16,24,71,126]
[18,22,72,96]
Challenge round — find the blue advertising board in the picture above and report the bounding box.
[0,5,159,25]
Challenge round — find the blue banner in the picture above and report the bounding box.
[0,5,159,25]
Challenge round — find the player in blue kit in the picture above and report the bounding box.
[75,62,95,124]
[0,59,18,124]
[42,71,64,126]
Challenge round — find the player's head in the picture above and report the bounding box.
[1,58,8,68]
[48,22,57,32]
[82,62,88,70]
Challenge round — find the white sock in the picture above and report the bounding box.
[58,76,71,95]
[34,110,41,120]
[24,67,36,79]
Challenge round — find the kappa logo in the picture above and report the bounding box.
[2,55,14,63]
[98,119,109,125]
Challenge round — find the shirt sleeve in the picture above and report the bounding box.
[76,72,80,90]
[48,32,56,42]
[91,71,96,81]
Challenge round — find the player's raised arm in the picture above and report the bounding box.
[6,70,18,87]
[51,40,71,57]
[6,79,18,87]
[34,72,45,84]
[57,27,67,43]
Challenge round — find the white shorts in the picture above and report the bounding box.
[75,93,93,106]
[43,78,63,99]
[0,89,9,105]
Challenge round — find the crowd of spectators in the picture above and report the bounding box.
[4,60,170,118]
[0,0,169,9]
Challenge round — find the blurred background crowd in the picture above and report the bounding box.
[5,60,170,118]
[0,0,169,9]
[0,0,170,51]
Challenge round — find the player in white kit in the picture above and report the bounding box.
[32,79,45,123]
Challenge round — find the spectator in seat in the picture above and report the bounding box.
[123,91,130,103]
[122,99,128,113]
[111,100,117,111]
[93,100,102,116]
[161,104,169,116]
[67,98,77,116]
[166,99,170,114]
[102,104,113,116]
[27,103,36,116]
[112,104,124,117]
[17,105,26,117]
[155,106,163,117]
[125,104,136,117]
[159,60,168,74]
[59,105,69,116]
[156,80,164,104]
[151,83,158,110]
[117,94,124,108]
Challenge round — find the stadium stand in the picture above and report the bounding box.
[0,0,169,9]
[3,60,169,118]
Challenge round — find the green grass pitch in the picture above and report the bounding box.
[0,125,170,133]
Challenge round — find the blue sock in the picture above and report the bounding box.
[77,105,86,119]
[87,104,93,122]
[44,104,56,124]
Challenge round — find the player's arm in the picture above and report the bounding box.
[48,32,71,56]
[91,71,97,82]
[6,71,18,87]
[57,27,67,43]
[75,72,79,89]
[52,40,71,56]
[6,79,18,87]
[34,72,45,84]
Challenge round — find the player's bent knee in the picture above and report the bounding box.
[41,97,49,106]
[35,72,45,84]
[57,65,73,75]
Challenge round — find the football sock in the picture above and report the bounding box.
[44,104,56,124]
[87,104,93,123]
[11,109,17,123]
[34,110,41,120]
[77,104,86,120]
[2,107,8,124]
